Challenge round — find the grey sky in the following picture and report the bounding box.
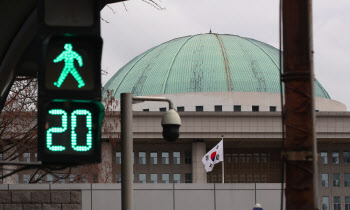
[101,0,350,109]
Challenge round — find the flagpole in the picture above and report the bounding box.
[222,135,224,183]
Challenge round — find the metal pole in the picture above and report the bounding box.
[121,93,133,210]
[282,0,318,209]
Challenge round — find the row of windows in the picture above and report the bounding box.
[321,173,350,187]
[116,151,192,165]
[143,105,277,112]
[116,173,192,184]
[322,196,350,210]
[19,174,87,184]
[320,151,350,164]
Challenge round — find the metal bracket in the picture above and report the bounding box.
[281,151,313,161]
[0,161,42,166]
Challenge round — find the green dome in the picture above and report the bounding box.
[104,33,330,99]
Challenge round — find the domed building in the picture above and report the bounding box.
[100,34,349,209]
[104,33,345,112]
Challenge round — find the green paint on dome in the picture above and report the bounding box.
[104,34,330,99]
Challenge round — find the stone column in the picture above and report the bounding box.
[192,140,207,183]
[98,140,113,183]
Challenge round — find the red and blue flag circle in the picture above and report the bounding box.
[210,152,216,161]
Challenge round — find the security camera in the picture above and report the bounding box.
[161,109,181,142]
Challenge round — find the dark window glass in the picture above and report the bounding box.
[116,152,121,164]
[333,173,340,187]
[162,152,169,164]
[143,109,149,112]
[344,152,350,164]
[332,152,339,164]
[173,174,181,183]
[116,174,121,183]
[345,173,350,187]
[139,152,146,164]
[214,105,222,112]
[334,196,341,210]
[139,174,146,183]
[23,174,30,184]
[345,196,350,210]
[185,173,192,183]
[234,105,241,112]
[252,106,259,112]
[321,173,328,187]
[269,106,276,112]
[185,151,192,164]
[196,106,203,112]
[151,174,157,183]
[315,110,319,112]
[150,152,157,164]
[159,107,166,112]
[177,106,185,112]
[321,152,328,164]
[173,152,180,164]
[162,174,169,183]
[322,197,329,210]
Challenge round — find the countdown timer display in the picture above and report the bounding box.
[38,100,104,164]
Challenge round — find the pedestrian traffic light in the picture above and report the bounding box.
[37,0,104,165]
[40,35,102,99]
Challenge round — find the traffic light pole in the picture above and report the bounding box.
[120,93,176,210]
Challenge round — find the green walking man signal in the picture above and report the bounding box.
[53,43,85,88]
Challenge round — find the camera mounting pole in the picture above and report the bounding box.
[120,93,180,210]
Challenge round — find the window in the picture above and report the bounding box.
[116,174,121,183]
[344,152,350,164]
[162,152,169,164]
[34,174,42,183]
[139,174,146,183]
[196,106,203,112]
[69,174,76,183]
[116,152,121,164]
[23,153,30,163]
[322,174,329,187]
[185,173,192,183]
[332,152,340,164]
[334,196,341,210]
[143,109,149,112]
[173,152,180,164]
[151,174,158,183]
[23,174,30,184]
[322,197,329,210]
[162,174,169,183]
[173,174,181,183]
[58,174,66,183]
[252,106,259,112]
[139,152,146,164]
[185,151,192,164]
[346,196,350,210]
[345,173,350,187]
[177,106,184,112]
[81,174,88,183]
[160,107,166,112]
[333,173,340,187]
[270,106,276,112]
[214,105,222,112]
[321,152,328,164]
[234,105,241,112]
[150,152,157,164]
[47,174,53,183]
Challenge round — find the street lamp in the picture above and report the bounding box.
[120,93,181,210]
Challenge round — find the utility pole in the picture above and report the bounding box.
[282,0,318,209]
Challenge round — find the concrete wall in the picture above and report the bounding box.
[1,183,285,210]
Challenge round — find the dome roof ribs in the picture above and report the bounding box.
[161,35,195,94]
[214,34,232,92]
[112,46,158,98]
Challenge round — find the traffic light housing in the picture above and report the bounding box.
[38,0,104,165]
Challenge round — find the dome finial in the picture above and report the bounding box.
[209,28,212,34]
